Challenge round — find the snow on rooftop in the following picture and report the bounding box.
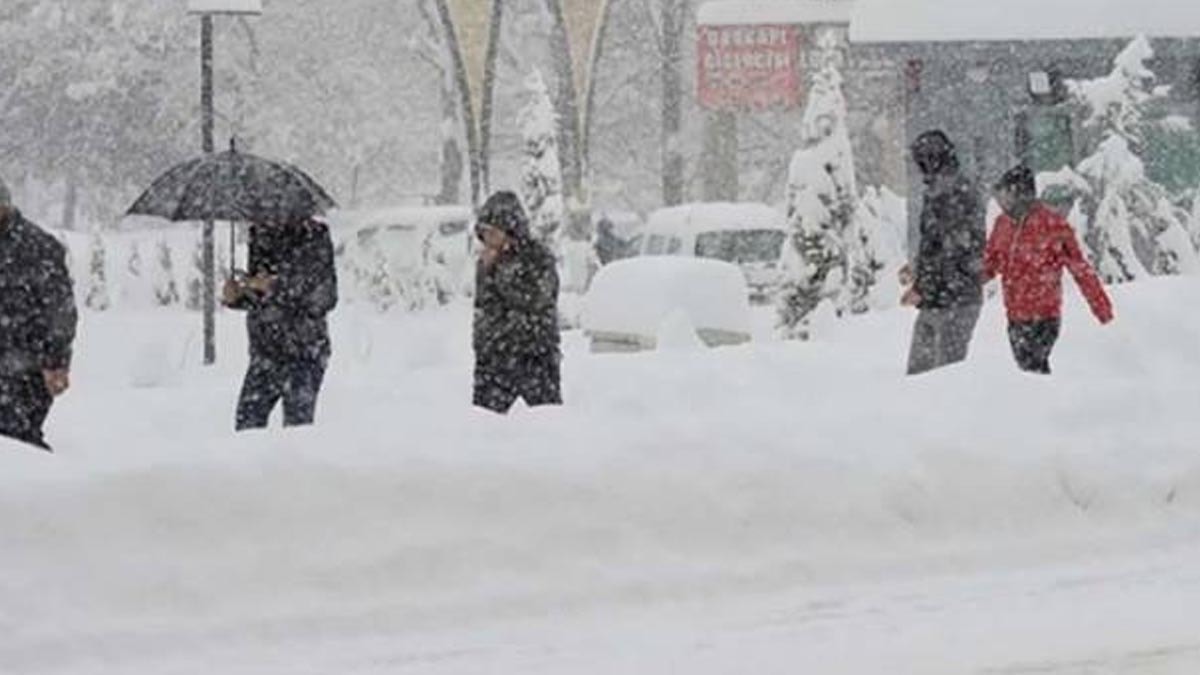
[187,0,263,15]
[327,205,474,232]
[850,0,1200,44]
[698,0,853,27]
[645,202,786,235]
[582,257,753,340]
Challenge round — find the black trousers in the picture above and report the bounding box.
[1008,319,1061,374]
[0,373,53,451]
[236,356,328,430]
[474,356,562,414]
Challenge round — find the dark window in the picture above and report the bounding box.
[694,230,786,264]
[438,220,468,237]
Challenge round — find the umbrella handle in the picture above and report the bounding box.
[230,222,237,276]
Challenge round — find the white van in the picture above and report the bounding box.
[640,202,788,302]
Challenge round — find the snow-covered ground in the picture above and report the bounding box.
[3,277,1200,673]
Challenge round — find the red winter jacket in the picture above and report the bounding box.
[983,202,1114,323]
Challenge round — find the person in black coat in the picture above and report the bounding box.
[900,131,986,375]
[0,179,78,450]
[223,218,338,430]
[473,191,562,414]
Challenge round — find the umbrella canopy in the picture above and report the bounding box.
[127,142,336,224]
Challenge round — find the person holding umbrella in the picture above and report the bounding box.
[223,217,338,429]
[126,140,339,429]
[0,177,78,451]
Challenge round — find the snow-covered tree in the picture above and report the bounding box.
[777,29,857,339]
[519,68,565,250]
[84,233,110,311]
[362,241,398,312]
[153,238,180,306]
[1070,35,1200,281]
[125,240,143,303]
[849,187,908,312]
[185,236,205,312]
[411,0,470,205]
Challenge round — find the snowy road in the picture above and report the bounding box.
[3,279,1200,673]
[7,529,1199,674]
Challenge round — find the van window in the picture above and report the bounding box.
[695,230,786,264]
[667,237,682,254]
[646,234,666,255]
[438,220,469,237]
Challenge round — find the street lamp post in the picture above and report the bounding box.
[186,0,263,365]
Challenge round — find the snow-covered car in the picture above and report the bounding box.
[328,206,475,306]
[639,202,788,303]
[581,257,752,353]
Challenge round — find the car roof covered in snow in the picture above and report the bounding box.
[850,0,1200,43]
[582,257,753,338]
[326,206,474,233]
[644,202,786,236]
[698,0,853,27]
[187,0,263,15]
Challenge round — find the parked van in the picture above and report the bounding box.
[328,205,475,303]
[640,202,788,302]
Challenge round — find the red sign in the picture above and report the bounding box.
[698,24,802,111]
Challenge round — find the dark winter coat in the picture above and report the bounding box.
[0,210,78,376]
[473,237,561,370]
[229,220,338,362]
[913,164,986,310]
[984,202,1113,323]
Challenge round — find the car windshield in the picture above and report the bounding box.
[694,229,786,264]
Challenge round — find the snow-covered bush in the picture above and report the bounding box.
[84,233,110,311]
[152,238,181,306]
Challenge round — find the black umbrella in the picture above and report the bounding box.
[128,140,336,226]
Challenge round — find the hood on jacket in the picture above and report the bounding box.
[911,130,960,179]
[994,164,1037,198]
[476,191,531,242]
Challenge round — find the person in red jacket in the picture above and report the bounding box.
[983,165,1114,374]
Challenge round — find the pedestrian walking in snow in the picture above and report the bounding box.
[473,191,562,414]
[984,165,1114,374]
[0,178,78,451]
[223,219,338,430]
[901,131,987,375]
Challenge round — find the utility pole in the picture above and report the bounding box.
[187,0,263,365]
[201,14,216,365]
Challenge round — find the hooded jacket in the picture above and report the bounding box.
[472,192,560,368]
[984,202,1113,323]
[911,132,987,310]
[0,210,78,376]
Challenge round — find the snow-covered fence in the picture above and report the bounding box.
[57,229,196,312]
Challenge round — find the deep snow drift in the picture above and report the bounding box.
[2,277,1200,673]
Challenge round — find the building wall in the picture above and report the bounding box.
[852,37,1200,250]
